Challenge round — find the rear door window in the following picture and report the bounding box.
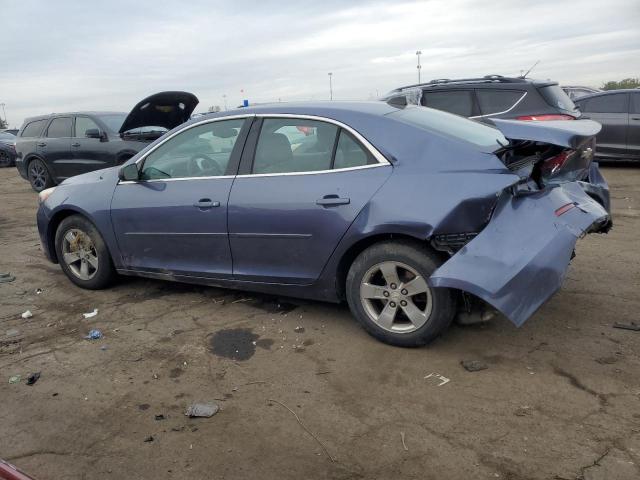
[252,119,338,174]
[476,90,525,115]
[333,130,376,169]
[422,90,474,117]
[46,117,72,138]
[20,119,48,137]
[581,94,629,114]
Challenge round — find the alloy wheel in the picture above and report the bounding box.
[360,261,433,333]
[61,229,99,281]
[29,161,48,190]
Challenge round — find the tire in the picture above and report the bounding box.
[54,215,116,290]
[0,150,12,168]
[28,158,54,192]
[346,240,455,347]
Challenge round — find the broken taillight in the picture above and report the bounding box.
[516,114,575,121]
[540,151,571,176]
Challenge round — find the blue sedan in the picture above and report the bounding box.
[36,102,610,346]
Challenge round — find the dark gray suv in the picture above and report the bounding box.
[574,89,640,162]
[383,75,580,122]
[15,92,198,191]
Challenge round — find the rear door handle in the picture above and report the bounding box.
[71,142,81,147]
[631,117,640,121]
[316,195,350,207]
[37,142,47,147]
[193,199,220,210]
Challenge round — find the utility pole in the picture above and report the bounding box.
[328,72,333,101]
[0,103,6,126]
[222,94,227,111]
[416,51,422,84]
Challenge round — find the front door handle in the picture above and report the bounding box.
[316,195,350,207]
[71,142,81,147]
[631,117,640,121]
[37,142,47,147]
[193,199,220,210]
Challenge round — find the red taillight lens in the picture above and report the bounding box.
[541,151,571,176]
[555,203,576,217]
[516,114,575,121]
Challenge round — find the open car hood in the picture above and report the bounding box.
[119,91,199,134]
[489,119,601,149]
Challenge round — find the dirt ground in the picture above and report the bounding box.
[1,165,639,480]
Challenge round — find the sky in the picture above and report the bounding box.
[0,0,638,127]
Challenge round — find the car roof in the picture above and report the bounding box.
[184,101,400,124]
[22,111,126,123]
[389,75,556,94]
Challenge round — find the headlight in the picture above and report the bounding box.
[38,187,56,204]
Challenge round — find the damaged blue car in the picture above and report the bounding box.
[35,102,611,347]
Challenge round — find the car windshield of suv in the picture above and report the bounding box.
[96,114,127,133]
[388,106,507,150]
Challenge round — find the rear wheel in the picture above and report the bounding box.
[28,158,54,192]
[346,240,455,347]
[0,150,12,167]
[54,215,116,289]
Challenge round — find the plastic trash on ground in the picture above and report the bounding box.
[185,403,219,418]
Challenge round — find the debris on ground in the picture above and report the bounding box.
[596,356,619,365]
[461,360,489,372]
[26,372,41,386]
[0,273,16,284]
[8,375,21,384]
[185,403,219,418]
[36,288,42,294]
[21,310,33,319]
[84,329,102,340]
[155,414,165,421]
[143,435,154,443]
[424,373,451,386]
[294,326,305,333]
[6,329,20,337]
[613,321,640,332]
[515,405,533,416]
[401,431,408,451]
[83,308,98,319]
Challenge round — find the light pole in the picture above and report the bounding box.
[0,103,6,126]
[416,51,422,84]
[328,72,333,101]
[222,94,227,111]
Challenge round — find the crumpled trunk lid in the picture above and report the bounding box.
[430,182,609,327]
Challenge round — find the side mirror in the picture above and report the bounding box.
[85,128,105,140]
[119,163,140,182]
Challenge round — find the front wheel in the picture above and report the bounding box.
[54,215,116,289]
[346,240,455,347]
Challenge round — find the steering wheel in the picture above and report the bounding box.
[187,154,224,177]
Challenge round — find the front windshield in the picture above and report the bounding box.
[97,114,127,133]
[388,106,507,150]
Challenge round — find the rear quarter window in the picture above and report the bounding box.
[20,119,48,137]
[476,90,525,115]
[422,90,474,117]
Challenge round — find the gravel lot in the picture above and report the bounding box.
[1,165,639,480]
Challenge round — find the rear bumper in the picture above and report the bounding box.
[430,181,609,327]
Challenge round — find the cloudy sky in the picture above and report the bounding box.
[0,0,638,127]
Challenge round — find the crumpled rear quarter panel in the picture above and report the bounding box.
[430,182,609,326]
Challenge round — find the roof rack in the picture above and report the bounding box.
[389,75,528,93]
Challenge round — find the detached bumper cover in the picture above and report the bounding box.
[430,182,609,327]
